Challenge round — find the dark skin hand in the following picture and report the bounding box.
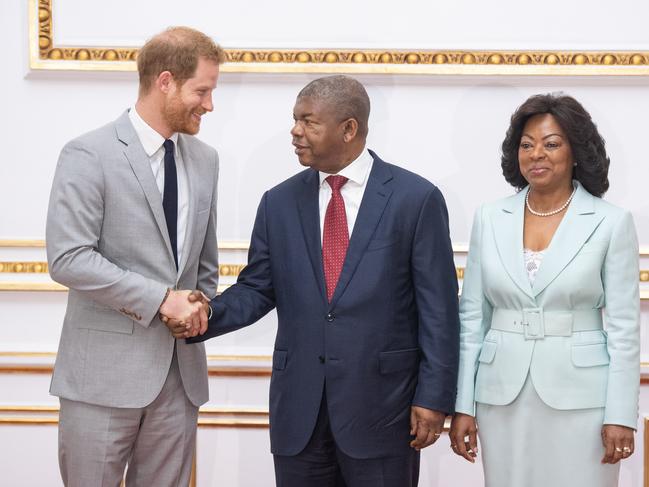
[449,413,478,462]
[601,424,635,464]
[410,407,446,450]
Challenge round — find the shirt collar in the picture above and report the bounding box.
[128,106,179,157]
[319,147,373,187]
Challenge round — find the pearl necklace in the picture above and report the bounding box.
[525,186,576,217]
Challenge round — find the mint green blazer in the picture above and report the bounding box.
[455,181,640,429]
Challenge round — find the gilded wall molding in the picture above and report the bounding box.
[3,282,649,300]
[29,0,649,75]
[5,239,649,257]
[5,261,649,284]
[0,262,246,277]
[6,239,649,256]
[0,262,49,273]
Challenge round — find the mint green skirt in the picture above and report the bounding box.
[476,374,620,487]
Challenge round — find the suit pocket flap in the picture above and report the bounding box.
[572,343,610,367]
[379,348,419,374]
[273,350,288,371]
[478,340,497,364]
[75,305,134,335]
[367,236,397,251]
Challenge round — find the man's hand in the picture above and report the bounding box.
[159,290,209,338]
[601,424,635,464]
[187,290,210,305]
[449,412,478,463]
[409,406,446,450]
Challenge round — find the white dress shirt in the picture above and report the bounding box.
[128,107,189,271]
[318,148,374,242]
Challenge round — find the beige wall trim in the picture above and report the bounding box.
[0,416,268,428]
[0,352,56,358]
[0,366,55,373]
[206,354,271,362]
[198,419,269,428]
[0,405,270,429]
[217,241,251,251]
[0,405,268,415]
[0,351,271,362]
[0,239,46,247]
[0,417,58,425]
[208,367,271,377]
[0,282,66,291]
[0,364,272,376]
[200,408,268,416]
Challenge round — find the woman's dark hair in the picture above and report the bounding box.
[500,93,610,197]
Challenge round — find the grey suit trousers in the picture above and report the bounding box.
[58,349,198,487]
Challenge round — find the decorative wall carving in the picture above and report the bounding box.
[29,0,649,75]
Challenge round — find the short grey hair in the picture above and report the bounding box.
[298,75,370,138]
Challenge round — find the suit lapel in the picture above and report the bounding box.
[297,169,327,303]
[116,112,176,269]
[329,156,393,308]
[491,189,534,299]
[176,135,197,277]
[531,182,604,296]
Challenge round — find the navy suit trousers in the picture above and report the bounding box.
[274,387,420,487]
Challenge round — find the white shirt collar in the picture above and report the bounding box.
[128,106,178,157]
[319,147,373,187]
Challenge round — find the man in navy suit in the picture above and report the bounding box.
[186,75,459,486]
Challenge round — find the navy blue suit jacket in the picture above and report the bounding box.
[190,151,459,458]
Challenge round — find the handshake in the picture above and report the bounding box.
[159,289,211,339]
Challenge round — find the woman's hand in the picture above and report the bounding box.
[449,413,478,463]
[601,424,635,464]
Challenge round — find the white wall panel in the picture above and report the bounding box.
[2,0,649,485]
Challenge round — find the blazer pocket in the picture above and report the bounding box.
[76,305,134,335]
[572,343,609,367]
[478,340,497,364]
[379,347,419,374]
[197,207,210,215]
[273,350,288,371]
[367,236,398,251]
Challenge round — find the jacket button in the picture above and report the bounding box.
[318,355,325,364]
[326,313,335,322]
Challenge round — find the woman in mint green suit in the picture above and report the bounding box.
[450,94,639,487]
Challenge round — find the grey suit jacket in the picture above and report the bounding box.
[46,110,219,408]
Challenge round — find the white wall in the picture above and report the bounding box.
[1,0,649,485]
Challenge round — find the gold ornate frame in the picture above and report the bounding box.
[30,0,649,75]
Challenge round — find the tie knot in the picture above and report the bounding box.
[326,175,348,192]
[163,139,175,154]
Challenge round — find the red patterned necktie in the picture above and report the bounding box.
[322,175,349,302]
